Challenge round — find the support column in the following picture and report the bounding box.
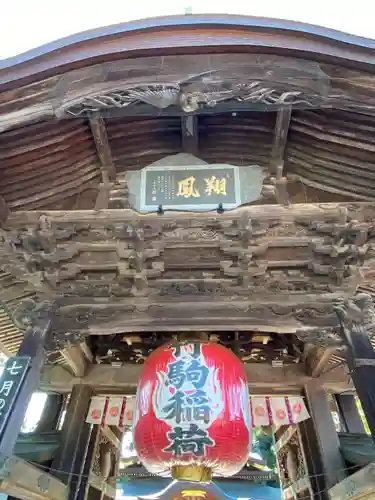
[0,301,55,460]
[76,424,101,500]
[334,294,375,442]
[51,385,94,500]
[335,394,366,434]
[300,382,346,499]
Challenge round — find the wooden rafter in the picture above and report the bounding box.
[309,346,341,378]
[181,115,199,155]
[271,107,292,204]
[0,304,22,356]
[89,115,117,210]
[0,196,9,227]
[60,343,89,377]
[89,115,116,183]
[271,106,292,172]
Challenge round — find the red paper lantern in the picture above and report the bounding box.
[133,343,251,480]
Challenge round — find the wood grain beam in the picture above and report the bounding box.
[59,344,88,377]
[181,115,199,155]
[309,346,340,378]
[0,456,67,500]
[0,196,9,227]
[0,305,23,356]
[7,202,358,225]
[48,287,355,337]
[89,116,116,183]
[39,361,353,394]
[271,106,292,175]
[79,340,94,363]
[271,107,292,204]
[94,182,112,210]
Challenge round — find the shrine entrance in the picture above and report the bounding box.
[1,13,375,500]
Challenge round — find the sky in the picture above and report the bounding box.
[1,0,375,59]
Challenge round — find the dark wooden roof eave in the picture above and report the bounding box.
[1,14,375,91]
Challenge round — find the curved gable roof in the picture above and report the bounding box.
[1,14,375,90]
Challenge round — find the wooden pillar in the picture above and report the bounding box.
[335,394,366,434]
[334,294,375,442]
[300,382,346,499]
[51,385,94,500]
[0,302,54,460]
[76,424,101,500]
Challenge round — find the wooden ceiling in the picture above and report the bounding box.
[1,109,375,212]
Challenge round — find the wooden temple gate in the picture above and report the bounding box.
[0,14,375,500]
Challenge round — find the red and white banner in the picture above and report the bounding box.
[86,395,308,427]
[105,397,124,426]
[86,396,107,425]
[251,396,309,426]
[86,396,135,427]
[288,396,310,423]
[122,397,134,426]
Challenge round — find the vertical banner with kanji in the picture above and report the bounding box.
[0,356,31,436]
